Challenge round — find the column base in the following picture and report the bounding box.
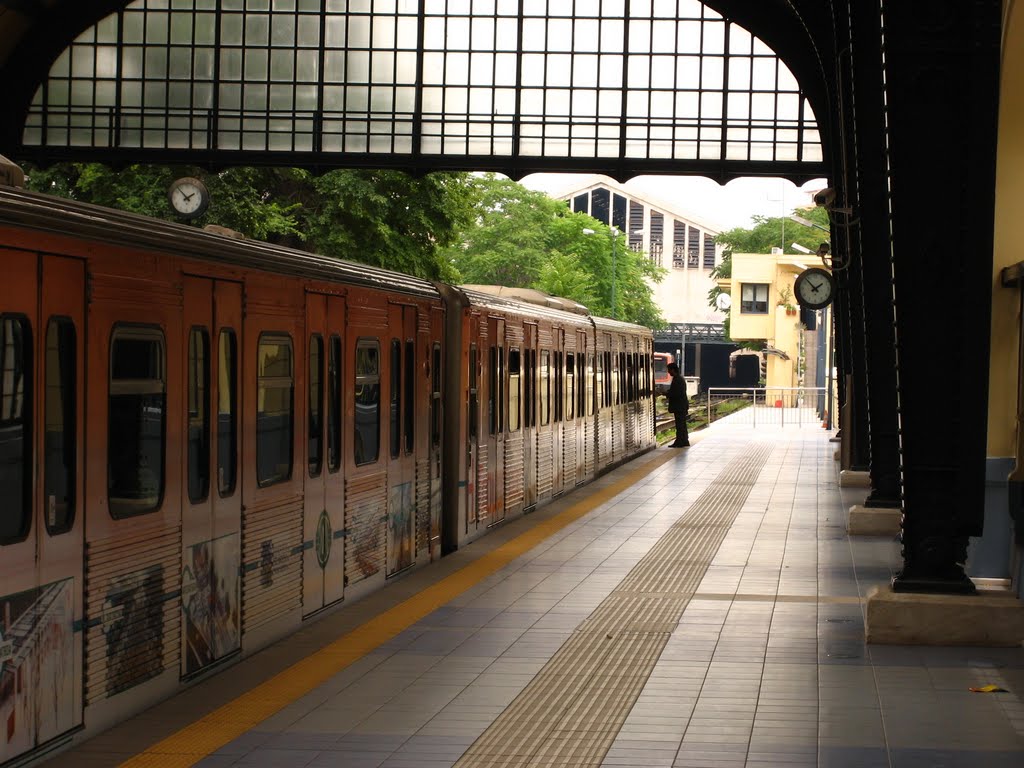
[839,469,871,487]
[847,505,901,536]
[866,584,1024,646]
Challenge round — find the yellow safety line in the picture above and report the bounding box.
[120,449,678,768]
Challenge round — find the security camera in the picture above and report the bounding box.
[812,188,836,208]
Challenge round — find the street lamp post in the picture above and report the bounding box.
[582,225,640,321]
[611,226,619,319]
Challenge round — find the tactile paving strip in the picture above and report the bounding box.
[454,443,773,767]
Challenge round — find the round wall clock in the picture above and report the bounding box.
[168,177,210,219]
[794,267,836,310]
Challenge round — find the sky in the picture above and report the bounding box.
[518,173,829,233]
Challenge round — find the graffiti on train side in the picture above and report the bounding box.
[388,481,414,575]
[0,579,75,763]
[181,533,240,676]
[101,565,165,696]
[260,541,274,588]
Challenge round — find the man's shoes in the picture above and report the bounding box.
[669,442,690,447]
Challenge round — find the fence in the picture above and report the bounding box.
[705,387,827,428]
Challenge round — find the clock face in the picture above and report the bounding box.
[794,267,836,310]
[168,177,209,219]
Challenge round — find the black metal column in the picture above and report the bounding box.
[883,0,1000,593]
[847,0,901,508]
[828,98,871,472]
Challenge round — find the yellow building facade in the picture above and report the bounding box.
[722,250,829,391]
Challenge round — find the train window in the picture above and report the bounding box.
[628,353,635,403]
[554,351,562,423]
[327,335,341,472]
[618,353,626,404]
[594,353,603,413]
[577,352,585,417]
[586,353,594,416]
[404,340,414,453]
[508,348,521,432]
[526,348,535,428]
[108,325,165,518]
[498,346,505,433]
[565,352,575,420]
[187,327,211,504]
[604,352,611,407]
[0,315,31,543]
[539,350,550,426]
[354,339,380,466]
[488,346,497,435]
[44,317,75,535]
[256,333,294,487]
[390,339,401,459]
[217,330,238,496]
[309,334,324,477]
[431,343,442,447]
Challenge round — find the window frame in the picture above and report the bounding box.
[327,334,342,472]
[508,347,521,433]
[0,313,32,543]
[354,337,381,466]
[108,323,166,518]
[255,331,295,488]
[217,328,238,497]
[187,325,211,504]
[740,283,770,314]
[308,333,324,477]
[44,316,76,535]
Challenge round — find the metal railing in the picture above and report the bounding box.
[706,387,827,427]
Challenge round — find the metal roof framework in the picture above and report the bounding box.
[0,0,830,184]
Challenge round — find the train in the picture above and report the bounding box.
[653,351,673,394]
[0,185,655,765]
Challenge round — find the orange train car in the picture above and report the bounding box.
[0,186,654,765]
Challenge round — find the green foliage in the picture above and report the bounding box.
[714,207,830,258]
[442,174,667,327]
[20,162,475,281]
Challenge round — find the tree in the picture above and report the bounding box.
[20,161,476,281]
[442,175,667,327]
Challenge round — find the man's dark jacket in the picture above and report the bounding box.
[667,373,688,413]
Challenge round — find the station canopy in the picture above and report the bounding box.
[9,0,826,181]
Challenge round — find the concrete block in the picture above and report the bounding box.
[848,505,901,536]
[866,584,1024,646]
[839,470,871,487]
[833,450,840,461]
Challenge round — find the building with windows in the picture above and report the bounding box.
[550,176,727,327]
[721,249,830,394]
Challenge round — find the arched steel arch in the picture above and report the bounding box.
[3,0,830,184]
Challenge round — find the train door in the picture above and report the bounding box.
[181,276,243,674]
[575,329,588,485]
[522,323,537,510]
[551,327,565,497]
[0,252,85,765]
[486,316,505,524]
[428,306,445,559]
[386,303,416,577]
[303,292,346,613]
[465,315,480,532]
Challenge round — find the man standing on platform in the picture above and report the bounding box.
[665,363,690,447]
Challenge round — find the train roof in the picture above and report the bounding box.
[458,284,652,338]
[590,314,654,338]
[0,185,441,299]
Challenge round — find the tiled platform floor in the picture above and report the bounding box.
[51,423,1024,768]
